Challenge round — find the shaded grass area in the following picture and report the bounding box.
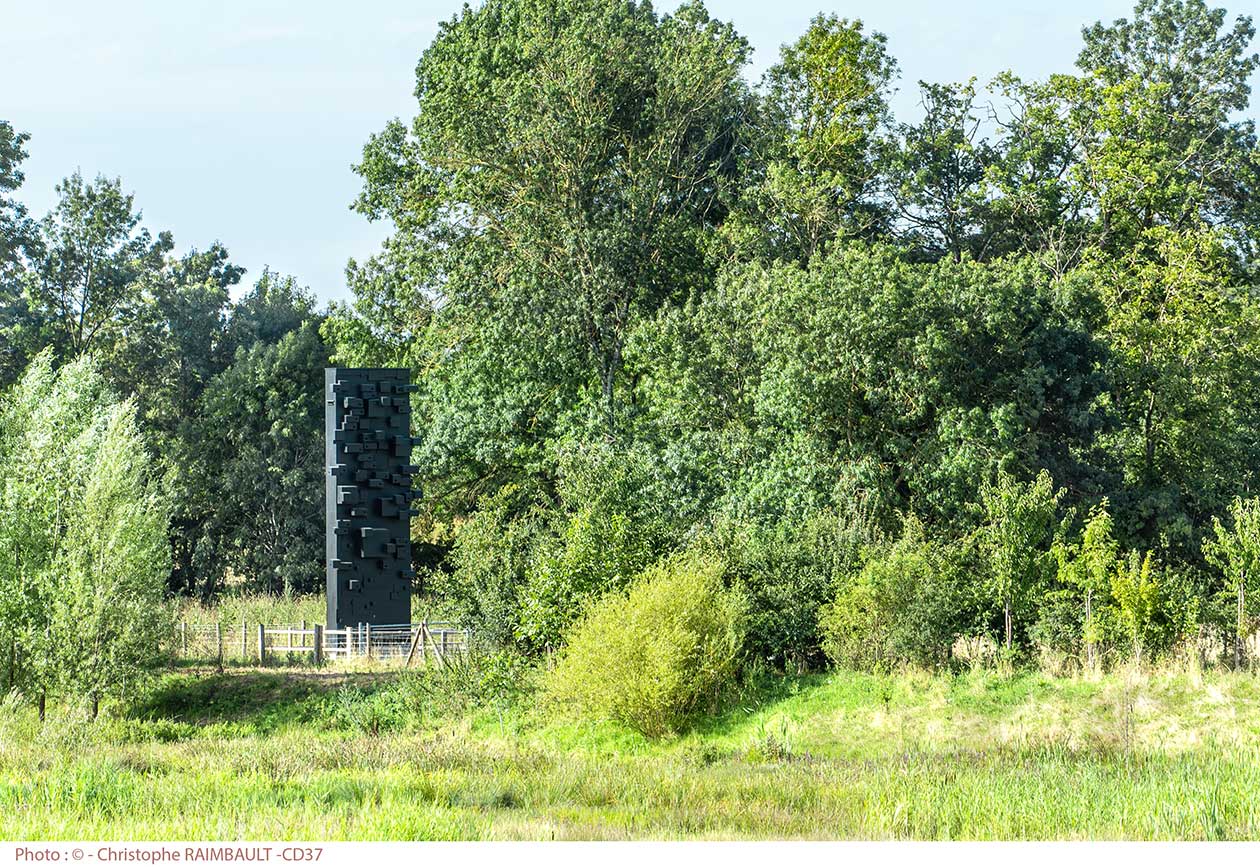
[4,666,1260,839]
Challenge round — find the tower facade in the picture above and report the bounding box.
[325,367,418,628]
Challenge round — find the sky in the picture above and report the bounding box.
[3,0,1249,304]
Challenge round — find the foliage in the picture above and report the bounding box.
[977,470,1064,651]
[4,0,1260,680]
[730,14,896,260]
[1051,501,1123,663]
[517,442,687,649]
[28,172,172,358]
[888,79,996,262]
[1203,496,1260,662]
[439,483,547,648]
[712,505,881,670]
[818,516,969,670]
[546,552,746,737]
[0,353,171,710]
[188,316,330,595]
[0,120,37,386]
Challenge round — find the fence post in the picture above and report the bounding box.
[216,622,223,669]
[313,624,323,665]
[300,619,306,648]
[404,624,422,668]
[241,620,247,659]
[257,623,266,665]
[179,621,187,657]
[365,623,372,660]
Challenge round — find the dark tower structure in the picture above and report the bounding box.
[325,367,418,628]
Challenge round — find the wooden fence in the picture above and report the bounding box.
[172,620,471,666]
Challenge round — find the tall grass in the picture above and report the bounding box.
[5,665,1260,839]
[175,593,445,627]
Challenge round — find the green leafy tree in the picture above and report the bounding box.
[0,120,39,386]
[1109,550,1161,663]
[977,469,1063,651]
[888,80,998,262]
[190,314,330,596]
[635,247,1108,532]
[1070,0,1260,256]
[733,14,896,260]
[0,353,171,716]
[1203,496,1260,666]
[819,515,968,671]
[984,74,1094,273]
[29,172,172,358]
[1055,501,1122,666]
[331,0,752,527]
[1090,227,1260,547]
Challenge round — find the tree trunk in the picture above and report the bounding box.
[1237,573,1247,669]
[91,694,99,721]
[38,690,46,723]
[1004,596,1013,651]
[1085,588,1094,669]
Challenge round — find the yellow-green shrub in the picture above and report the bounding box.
[546,553,746,737]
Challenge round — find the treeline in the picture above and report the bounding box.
[0,146,331,598]
[329,0,1260,672]
[3,0,1260,680]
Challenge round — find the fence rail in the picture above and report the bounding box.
[172,620,470,666]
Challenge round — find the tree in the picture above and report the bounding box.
[29,172,171,358]
[1109,549,1162,663]
[888,80,997,262]
[977,469,1063,651]
[332,0,752,523]
[1055,500,1121,667]
[99,244,245,592]
[0,120,39,386]
[734,14,896,261]
[1072,0,1260,257]
[1090,227,1260,548]
[0,121,33,279]
[1203,496,1260,666]
[633,246,1108,532]
[978,1,1260,270]
[0,352,171,716]
[189,314,330,596]
[984,74,1094,273]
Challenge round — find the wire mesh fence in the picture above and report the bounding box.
[171,620,470,666]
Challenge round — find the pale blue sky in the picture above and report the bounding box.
[4,0,1253,303]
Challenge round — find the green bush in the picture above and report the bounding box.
[517,442,683,650]
[439,483,546,648]
[712,503,882,671]
[818,517,968,670]
[546,553,746,738]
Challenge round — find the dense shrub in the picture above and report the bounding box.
[546,553,746,737]
[818,517,969,670]
[518,444,676,650]
[438,483,546,648]
[711,501,883,671]
[444,442,692,651]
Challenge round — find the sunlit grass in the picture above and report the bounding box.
[4,666,1260,839]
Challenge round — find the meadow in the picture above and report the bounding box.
[4,660,1260,840]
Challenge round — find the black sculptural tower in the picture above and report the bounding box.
[325,368,418,628]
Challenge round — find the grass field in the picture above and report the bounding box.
[3,662,1260,840]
